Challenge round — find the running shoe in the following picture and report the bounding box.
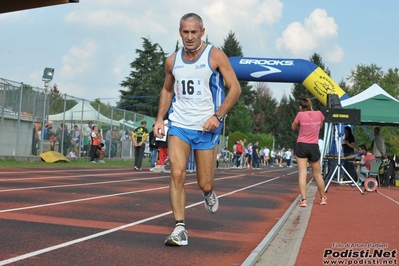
[298,199,307,207]
[320,196,327,205]
[203,191,219,214]
[164,225,188,246]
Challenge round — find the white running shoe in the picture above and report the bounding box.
[164,225,188,246]
[202,191,219,214]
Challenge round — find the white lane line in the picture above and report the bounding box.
[0,175,279,265]
[0,175,169,193]
[0,170,136,182]
[0,174,246,213]
[378,191,399,205]
[0,168,133,176]
[0,185,169,213]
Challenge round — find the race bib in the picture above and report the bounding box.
[175,78,205,101]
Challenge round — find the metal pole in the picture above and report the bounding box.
[79,99,84,157]
[15,83,23,155]
[61,93,67,154]
[108,108,114,158]
[39,84,48,154]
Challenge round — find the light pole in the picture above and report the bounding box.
[39,68,55,154]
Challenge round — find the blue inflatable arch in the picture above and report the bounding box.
[229,57,349,105]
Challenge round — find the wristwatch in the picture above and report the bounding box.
[213,114,224,122]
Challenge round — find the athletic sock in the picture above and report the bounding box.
[175,221,185,228]
[202,191,212,197]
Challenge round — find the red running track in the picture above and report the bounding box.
[296,183,399,266]
[0,166,307,266]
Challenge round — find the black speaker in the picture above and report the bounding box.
[327,94,342,109]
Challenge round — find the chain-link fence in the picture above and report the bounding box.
[0,77,155,158]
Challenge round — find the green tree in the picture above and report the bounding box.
[274,95,297,149]
[220,31,254,106]
[90,98,124,122]
[245,132,274,153]
[227,99,252,134]
[48,84,77,115]
[251,82,278,134]
[219,31,254,134]
[380,67,399,98]
[346,63,384,97]
[119,38,167,117]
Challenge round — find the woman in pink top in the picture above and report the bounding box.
[292,95,327,207]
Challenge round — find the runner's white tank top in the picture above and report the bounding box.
[170,44,225,133]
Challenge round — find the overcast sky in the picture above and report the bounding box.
[1,0,398,106]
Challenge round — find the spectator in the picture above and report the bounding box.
[263,146,270,166]
[112,127,122,157]
[97,143,105,163]
[67,149,77,158]
[372,127,386,159]
[286,148,293,167]
[232,141,238,166]
[149,124,159,171]
[90,125,100,163]
[49,132,56,151]
[234,140,244,167]
[245,142,252,169]
[270,148,276,167]
[342,126,356,181]
[132,120,149,170]
[32,126,39,155]
[356,145,375,185]
[43,121,53,140]
[105,127,116,158]
[83,122,93,157]
[252,141,260,169]
[71,125,80,156]
[275,150,283,167]
[156,120,169,168]
[60,123,70,156]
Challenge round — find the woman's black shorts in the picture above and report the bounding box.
[295,142,320,162]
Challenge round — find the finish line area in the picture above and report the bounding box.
[0,166,303,266]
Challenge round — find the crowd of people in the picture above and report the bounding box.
[32,120,139,163]
[227,139,294,169]
[339,126,388,187]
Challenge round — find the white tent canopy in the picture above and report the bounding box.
[48,101,113,125]
[341,83,399,106]
[341,83,399,126]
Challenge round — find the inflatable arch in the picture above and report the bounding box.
[229,57,349,105]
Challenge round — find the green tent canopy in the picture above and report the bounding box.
[341,84,399,126]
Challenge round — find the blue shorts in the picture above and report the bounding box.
[168,126,220,150]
